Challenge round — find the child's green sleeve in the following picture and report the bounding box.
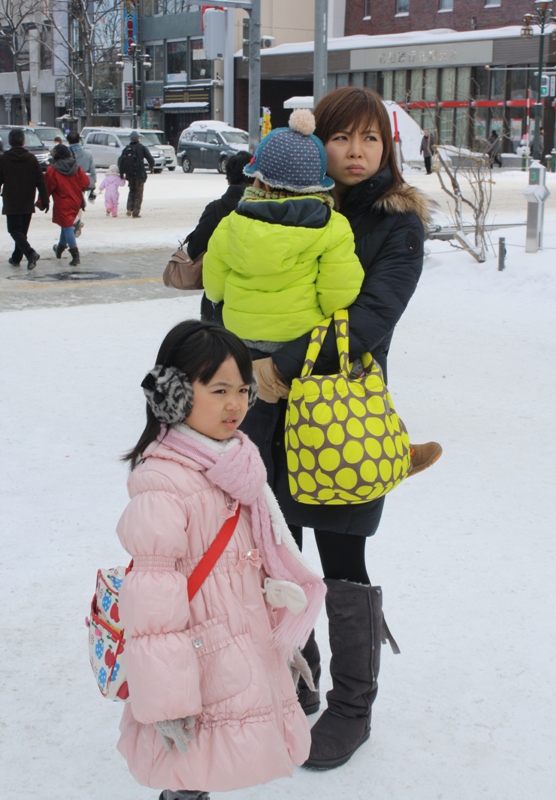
[316,213,364,317]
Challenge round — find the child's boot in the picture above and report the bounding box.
[69,247,80,266]
[159,792,210,800]
[407,441,442,477]
[52,243,67,259]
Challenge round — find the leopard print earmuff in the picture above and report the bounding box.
[141,324,258,424]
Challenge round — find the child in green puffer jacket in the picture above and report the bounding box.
[203,109,364,350]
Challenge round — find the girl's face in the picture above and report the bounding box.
[186,356,250,440]
[324,124,384,196]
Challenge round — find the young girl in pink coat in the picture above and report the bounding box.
[117,320,326,800]
[98,164,126,217]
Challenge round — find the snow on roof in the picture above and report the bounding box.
[283,96,314,109]
[235,24,556,58]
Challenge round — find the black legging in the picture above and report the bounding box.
[289,525,370,584]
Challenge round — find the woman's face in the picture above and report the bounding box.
[324,124,384,193]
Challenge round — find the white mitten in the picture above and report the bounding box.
[289,647,315,690]
[263,578,307,615]
[155,717,196,754]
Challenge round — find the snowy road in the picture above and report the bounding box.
[1,169,555,800]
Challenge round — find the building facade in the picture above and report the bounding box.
[235,24,556,154]
[346,0,527,37]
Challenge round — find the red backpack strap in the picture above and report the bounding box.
[187,505,241,601]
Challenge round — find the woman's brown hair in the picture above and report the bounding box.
[314,86,404,191]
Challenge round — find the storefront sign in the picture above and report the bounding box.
[124,82,134,110]
[55,78,67,107]
[167,73,188,83]
[351,40,493,71]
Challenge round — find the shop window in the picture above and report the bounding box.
[424,69,437,101]
[473,108,488,144]
[351,72,364,87]
[409,69,424,101]
[167,40,188,81]
[456,67,471,101]
[455,108,469,147]
[491,70,505,100]
[510,68,527,100]
[145,43,164,82]
[327,74,337,92]
[364,72,378,91]
[439,108,454,145]
[394,69,407,102]
[190,38,211,81]
[143,0,154,15]
[472,67,489,100]
[440,68,456,101]
[396,0,409,13]
[410,108,422,128]
[382,71,393,100]
[337,73,349,87]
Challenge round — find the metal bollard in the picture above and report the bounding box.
[498,237,506,271]
[522,152,528,171]
[551,149,556,173]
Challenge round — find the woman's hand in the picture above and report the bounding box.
[252,358,290,404]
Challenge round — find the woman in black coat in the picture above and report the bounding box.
[242,87,433,770]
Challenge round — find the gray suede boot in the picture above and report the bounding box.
[158,792,209,800]
[303,579,399,770]
[297,628,321,715]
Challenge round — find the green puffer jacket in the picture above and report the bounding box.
[203,194,364,342]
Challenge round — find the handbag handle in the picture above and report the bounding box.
[301,309,352,379]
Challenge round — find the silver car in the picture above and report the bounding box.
[80,127,165,172]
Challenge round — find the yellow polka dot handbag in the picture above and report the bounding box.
[284,309,411,505]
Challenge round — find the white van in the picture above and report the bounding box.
[79,127,165,171]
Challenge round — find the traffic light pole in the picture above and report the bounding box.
[533,29,545,160]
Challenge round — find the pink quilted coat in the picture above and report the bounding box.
[116,435,311,792]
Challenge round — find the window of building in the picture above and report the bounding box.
[396,0,409,14]
[351,72,365,87]
[364,72,377,91]
[145,43,164,82]
[440,67,456,101]
[336,73,350,88]
[472,66,489,100]
[485,1,501,7]
[456,67,471,101]
[423,69,437,101]
[167,40,188,81]
[363,0,371,18]
[491,70,505,100]
[382,71,393,100]
[439,0,453,9]
[190,38,211,81]
[40,24,53,70]
[394,69,407,102]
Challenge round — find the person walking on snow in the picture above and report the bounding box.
[487,130,502,168]
[0,128,49,270]
[118,130,154,218]
[116,320,325,800]
[43,144,90,266]
[420,128,435,174]
[67,131,97,236]
[99,164,126,217]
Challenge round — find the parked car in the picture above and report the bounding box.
[33,126,68,149]
[79,127,165,172]
[176,123,249,173]
[0,125,51,170]
[135,128,177,171]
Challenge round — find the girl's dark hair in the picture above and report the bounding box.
[314,86,404,192]
[226,150,254,185]
[52,143,72,161]
[123,321,253,470]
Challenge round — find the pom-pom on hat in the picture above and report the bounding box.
[244,109,334,193]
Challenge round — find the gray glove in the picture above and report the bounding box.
[155,717,196,754]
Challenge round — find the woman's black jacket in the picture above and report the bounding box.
[242,168,431,536]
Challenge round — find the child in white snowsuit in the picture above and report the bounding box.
[99,164,126,217]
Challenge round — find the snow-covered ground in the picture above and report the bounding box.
[1,170,555,800]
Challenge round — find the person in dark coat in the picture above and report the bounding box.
[187,150,253,321]
[0,128,49,270]
[420,128,434,174]
[117,130,154,218]
[487,130,502,168]
[240,87,435,771]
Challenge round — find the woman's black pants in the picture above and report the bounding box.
[288,525,370,584]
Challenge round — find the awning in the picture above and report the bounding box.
[160,102,209,112]
[283,96,314,110]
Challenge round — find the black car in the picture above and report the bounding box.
[0,126,52,171]
[176,127,248,174]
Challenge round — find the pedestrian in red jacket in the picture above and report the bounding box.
[44,144,90,266]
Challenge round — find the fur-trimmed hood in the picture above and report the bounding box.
[373,183,434,228]
[341,167,434,228]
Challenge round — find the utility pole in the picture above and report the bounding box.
[313,0,328,107]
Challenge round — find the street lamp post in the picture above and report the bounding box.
[116,42,151,128]
[521,1,556,160]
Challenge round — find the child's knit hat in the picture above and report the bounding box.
[244,109,334,193]
[108,164,119,174]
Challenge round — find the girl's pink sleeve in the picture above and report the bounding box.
[117,470,202,724]
[118,177,126,186]
[98,178,107,191]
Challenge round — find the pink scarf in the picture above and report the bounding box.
[162,427,326,651]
